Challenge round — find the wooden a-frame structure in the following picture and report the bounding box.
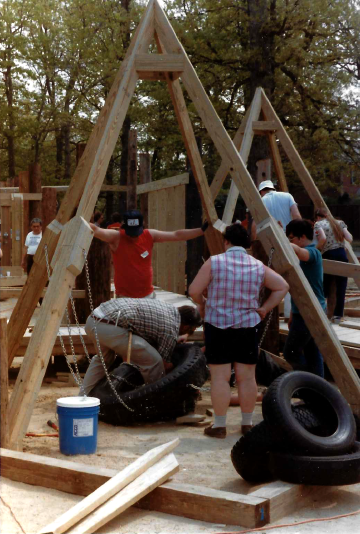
[6,0,360,449]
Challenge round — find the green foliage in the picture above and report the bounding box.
[0,0,359,201]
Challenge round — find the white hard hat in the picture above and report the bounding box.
[258,180,275,192]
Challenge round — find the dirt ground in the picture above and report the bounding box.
[2,379,360,534]
[2,281,360,533]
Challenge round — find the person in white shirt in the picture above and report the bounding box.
[21,218,42,275]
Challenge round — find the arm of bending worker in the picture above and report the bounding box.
[256,267,289,320]
[150,227,204,243]
[188,259,211,318]
[89,222,120,252]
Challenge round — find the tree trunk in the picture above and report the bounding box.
[41,188,58,230]
[127,130,137,210]
[139,153,151,228]
[119,115,131,214]
[4,58,16,180]
[105,157,115,223]
[29,163,42,221]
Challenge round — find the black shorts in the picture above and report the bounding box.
[204,322,259,365]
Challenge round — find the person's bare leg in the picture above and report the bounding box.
[234,362,257,433]
[209,363,232,416]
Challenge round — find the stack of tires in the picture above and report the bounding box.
[231,371,360,485]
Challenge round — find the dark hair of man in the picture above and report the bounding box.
[94,211,103,222]
[178,306,202,327]
[286,219,314,241]
[111,212,122,223]
[223,223,250,248]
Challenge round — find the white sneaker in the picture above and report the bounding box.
[331,316,342,324]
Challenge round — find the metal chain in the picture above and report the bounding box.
[44,245,85,393]
[83,250,135,412]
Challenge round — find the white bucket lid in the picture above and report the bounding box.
[57,396,100,408]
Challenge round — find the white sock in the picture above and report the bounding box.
[213,415,227,428]
[241,412,253,426]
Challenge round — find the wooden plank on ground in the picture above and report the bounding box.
[39,439,179,534]
[137,482,269,528]
[1,448,269,529]
[345,297,360,308]
[66,454,179,534]
[249,481,332,524]
[0,266,24,277]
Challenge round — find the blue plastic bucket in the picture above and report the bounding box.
[57,396,100,455]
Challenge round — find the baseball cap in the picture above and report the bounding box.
[123,210,144,237]
[258,180,275,192]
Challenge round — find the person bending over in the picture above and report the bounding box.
[189,223,288,439]
[82,298,202,395]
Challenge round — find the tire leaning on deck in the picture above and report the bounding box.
[91,343,208,426]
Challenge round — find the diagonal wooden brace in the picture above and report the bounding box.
[8,217,93,448]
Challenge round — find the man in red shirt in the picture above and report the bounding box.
[90,210,207,298]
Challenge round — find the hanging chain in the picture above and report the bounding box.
[83,250,135,412]
[44,245,85,394]
[258,247,275,349]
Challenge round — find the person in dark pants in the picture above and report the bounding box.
[284,219,327,377]
[314,208,353,324]
[21,218,42,275]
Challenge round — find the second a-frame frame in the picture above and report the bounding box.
[6,0,360,450]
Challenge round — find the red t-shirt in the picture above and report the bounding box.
[107,222,121,230]
[112,229,154,297]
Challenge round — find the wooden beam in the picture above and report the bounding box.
[0,319,10,448]
[99,185,128,192]
[137,71,168,81]
[154,34,224,255]
[11,193,23,266]
[0,206,11,264]
[2,448,269,530]
[39,439,179,534]
[154,6,269,228]
[252,120,277,132]
[222,88,262,224]
[345,297,360,308]
[0,288,85,299]
[139,153,151,226]
[266,133,288,192]
[209,105,252,201]
[344,308,360,318]
[323,259,360,280]
[0,275,27,287]
[135,53,184,72]
[6,0,156,366]
[137,173,189,194]
[8,217,93,447]
[127,130,138,210]
[0,266,24,276]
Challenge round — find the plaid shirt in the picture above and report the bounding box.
[93,298,180,362]
[204,246,265,328]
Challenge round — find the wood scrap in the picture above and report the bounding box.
[206,408,214,417]
[176,414,206,424]
[38,439,179,534]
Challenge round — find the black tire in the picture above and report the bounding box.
[91,343,207,426]
[262,371,356,456]
[269,442,360,486]
[230,405,323,483]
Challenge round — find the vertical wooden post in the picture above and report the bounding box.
[29,163,42,221]
[11,194,23,266]
[0,318,10,449]
[1,206,11,265]
[139,153,151,227]
[19,170,30,238]
[127,130,138,210]
[42,188,58,230]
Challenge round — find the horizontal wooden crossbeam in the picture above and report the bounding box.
[135,53,184,72]
[323,259,360,281]
[252,120,277,132]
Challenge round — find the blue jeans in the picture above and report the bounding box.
[323,247,348,318]
[283,314,324,377]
